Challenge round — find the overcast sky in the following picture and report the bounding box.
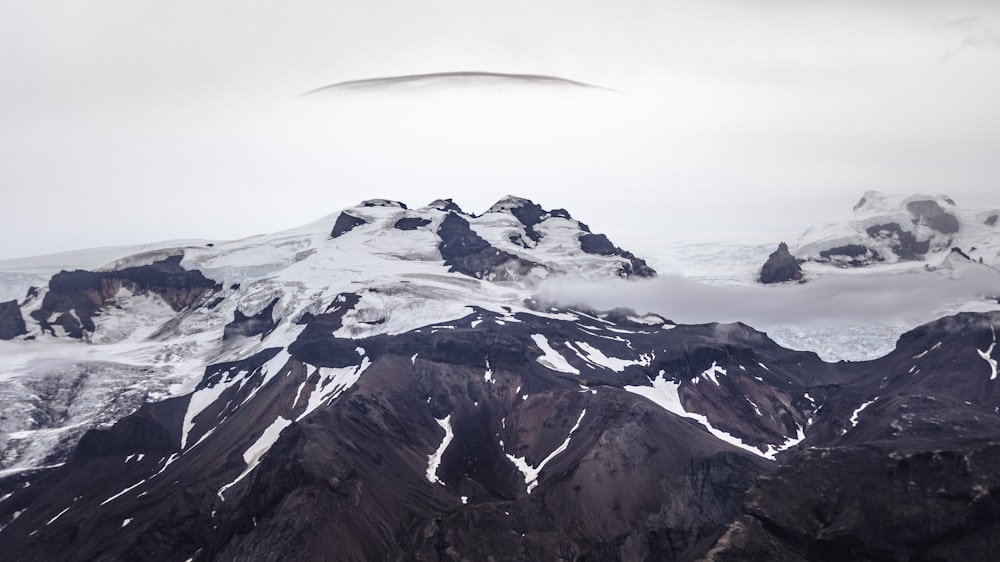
[2,1,1000,260]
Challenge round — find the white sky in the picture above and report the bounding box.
[2,1,999,260]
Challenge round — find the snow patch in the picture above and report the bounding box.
[573,341,650,372]
[850,397,879,427]
[46,506,71,526]
[531,334,579,374]
[296,357,371,422]
[217,416,293,500]
[426,415,454,485]
[701,362,727,386]
[977,326,997,380]
[506,409,586,494]
[624,373,787,460]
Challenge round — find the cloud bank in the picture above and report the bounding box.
[536,265,1000,339]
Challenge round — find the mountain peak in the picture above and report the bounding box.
[359,199,407,210]
[486,195,537,214]
[423,199,465,214]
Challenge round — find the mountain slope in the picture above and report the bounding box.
[0,197,998,561]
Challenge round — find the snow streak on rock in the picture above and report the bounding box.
[977,326,997,380]
[701,362,727,386]
[572,341,650,372]
[217,416,293,500]
[625,372,788,460]
[849,397,879,427]
[531,334,579,374]
[426,415,454,485]
[506,409,586,494]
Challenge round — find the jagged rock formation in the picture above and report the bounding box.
[28,255,219,339]
[758,242,803,284]
[394,217,431,231]
[330,212,367,238]
[437,212,538,280]
[0,299,26,340]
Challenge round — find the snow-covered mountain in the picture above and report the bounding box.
[785,190,1000,273]
[0,196,651,475]
[1,196,999,561]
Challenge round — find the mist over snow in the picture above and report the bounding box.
[536,266,1000,361]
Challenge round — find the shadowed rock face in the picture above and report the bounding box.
[866,222,930,260]
[706,443,1000,562]
[0,299,27,340]
[437,213,538,280]
[758,243,803,284]
[330,212,367,238]
[393,217,432,231]
[578,233,656,278]
[907,200,960,234]
[818,244,882,266]
[986,214,998,227]
[29,255,219,338]
[506,199,547,242]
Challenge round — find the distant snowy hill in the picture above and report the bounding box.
[793,191,1000,269]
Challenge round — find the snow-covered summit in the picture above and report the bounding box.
[792,191,1000,268]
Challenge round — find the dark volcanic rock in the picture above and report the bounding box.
[330,212,367,238]
[393,217,432,231]
[223,298,279,340]
[30,255,219,338]
[506,198,546,242]
[578,233,656,278]
[758,242,803,284]
[818,244,882,266]
[7,290,1000,561]
[907,199,960,234]
[705,442,1000,562]
[986,214,998,227]
[437,212,538,280]
[865,222,930,260]
[0,299,27,340]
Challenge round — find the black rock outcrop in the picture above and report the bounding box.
[30,255,219,338]
[437,213,537,280]
[758,242,803,284]
[393,217,432,231]
[866,223,930,260]
[907,199,960,234]
[0,299,27,340]
[818,244,882,266]
[578,233,656,278]
[330,212,367,238]
[986,214,998,227]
